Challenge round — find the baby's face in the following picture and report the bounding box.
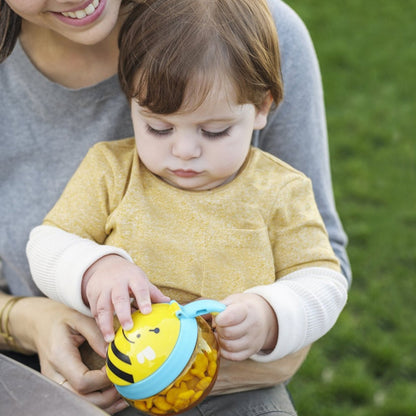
[131,82,268,191]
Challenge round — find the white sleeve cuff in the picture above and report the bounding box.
[245,267,348,362]
[26,225,134,316]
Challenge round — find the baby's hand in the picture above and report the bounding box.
[213,293,278,361]
[82,254,169,342]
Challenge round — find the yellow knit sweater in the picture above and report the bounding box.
[44,138,339,304]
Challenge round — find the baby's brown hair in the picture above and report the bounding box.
[118,0,283,114]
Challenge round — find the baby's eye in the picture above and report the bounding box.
[202,127,231,139]
[146,124,173,136]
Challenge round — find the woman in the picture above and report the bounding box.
[0,0,351,414]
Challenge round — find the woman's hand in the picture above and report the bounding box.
[9,296,128,414]
[213,293,278,361]
[82,254,170,342]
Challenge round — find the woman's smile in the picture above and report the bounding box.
[54,0,106,26]
[60,0,100,18]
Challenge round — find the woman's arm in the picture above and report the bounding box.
[212,344,311,395]
[257,0,351,283]
[0,292,128,414]
[0,293,32,352]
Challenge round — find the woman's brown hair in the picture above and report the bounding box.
[118,0,283,114]
[0,0,21,63]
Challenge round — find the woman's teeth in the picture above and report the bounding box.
[61,0,100,19]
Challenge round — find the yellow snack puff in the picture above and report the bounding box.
[193,352,209,370]
[207,349,218,363]
[196,377,212,391]
[190,368,205,379]
[153,396,172,412]
[181,372,195,382]
[178,390,195,400]
[207,360,217,377]
[131,400,148,412]
[173,395,191,411]
[150,407,167,415]
[173,400,189,411]
[185,375,200,390]
[145,398,154,410]
[166,387,181,405]
[193,390,203,401]
[180,381,190,392]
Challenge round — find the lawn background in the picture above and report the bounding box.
[285,1,416,415]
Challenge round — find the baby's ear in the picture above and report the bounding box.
[253,91,273,130]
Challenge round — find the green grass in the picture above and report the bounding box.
[285,1,416,414]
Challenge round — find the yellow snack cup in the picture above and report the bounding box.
[106,300,225,415]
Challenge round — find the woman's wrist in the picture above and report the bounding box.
[2,295,38,354]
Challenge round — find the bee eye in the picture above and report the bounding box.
[149,328,160,334]
[136,333,141,338]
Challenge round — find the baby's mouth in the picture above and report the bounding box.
[60,0,100,19]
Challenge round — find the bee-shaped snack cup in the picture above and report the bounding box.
[106,299,225,415]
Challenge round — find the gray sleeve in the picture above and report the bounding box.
[253,0,351,284]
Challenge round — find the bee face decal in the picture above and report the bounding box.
[106,302,181,386]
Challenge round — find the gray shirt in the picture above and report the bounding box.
[0,0,351,298]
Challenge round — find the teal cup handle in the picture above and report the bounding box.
[176,299,226,319]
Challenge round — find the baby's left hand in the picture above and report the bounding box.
[213,293,278,361]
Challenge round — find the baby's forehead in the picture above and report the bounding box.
[136,89,248,124]
[179,73,240,111]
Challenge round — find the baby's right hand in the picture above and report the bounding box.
[82,254,169,342]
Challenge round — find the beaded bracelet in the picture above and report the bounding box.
[0,296,27,353]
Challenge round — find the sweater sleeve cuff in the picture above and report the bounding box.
[27,225,133,316]
[55,240,133,316]
[245,267,347,362]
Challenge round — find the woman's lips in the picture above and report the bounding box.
[61,0,99,15]
[53,0,106,26]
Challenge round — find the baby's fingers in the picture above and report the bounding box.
[94,298,116,343]
[215,302,247,327]
[89,291,115,342]
[129,278,152,315]
[111,286,134,333]
[149,282,170,304]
